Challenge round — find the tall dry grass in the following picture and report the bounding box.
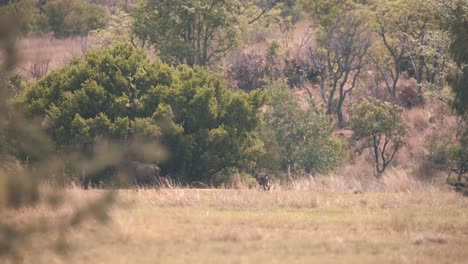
[9,186,467,264]
[398,100,459,179]
[283,168,437,193]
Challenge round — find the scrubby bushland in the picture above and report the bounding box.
[283,56,320,90]
[132,0,240,66]
[260,85,343,177]
[23,43,267,184]
[227,52,269,91]
[226,43,282,92]
[351,98,406,174]
[0,0,107,37]
[43,0,107,37]
[132,0,292,67]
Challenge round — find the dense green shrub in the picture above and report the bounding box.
[351,98,406,174]
[23,43,266,184]
[261,85,343,176]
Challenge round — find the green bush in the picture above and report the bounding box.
[23,43,266,184]
[351,98,406,174]
[262,85,343,176]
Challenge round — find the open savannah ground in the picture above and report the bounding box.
[11,182,468,264]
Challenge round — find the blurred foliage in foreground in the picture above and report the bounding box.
[0,14,114,262]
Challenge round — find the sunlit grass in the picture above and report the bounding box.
[8,187,467,264]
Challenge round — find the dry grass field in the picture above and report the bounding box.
[7,178,468,264]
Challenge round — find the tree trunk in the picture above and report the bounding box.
[392,69,399,99]
[337,96,346,128]
[319,77,326,105]
[417,55,425,103]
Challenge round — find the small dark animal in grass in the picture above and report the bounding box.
[447,168,468,196]
[254,172,271,191]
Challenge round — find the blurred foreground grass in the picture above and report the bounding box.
[10,188,468,264]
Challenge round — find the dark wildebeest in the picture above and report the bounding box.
[254,172,271,191]
[123,161,162,188]
[81,161,167,189]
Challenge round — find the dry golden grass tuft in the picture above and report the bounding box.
[282,168,440,194]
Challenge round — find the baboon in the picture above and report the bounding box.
[254,172,271,191]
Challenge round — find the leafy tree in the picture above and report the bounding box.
[43,0,107,37]
[306,1,371,127]
[241,0,294,25]
[132,0,239,66]
[0,0,108,37]
[90,10,139,48]
[444,0,468,180]
[446,0,468,117]
[351,98,406,174]
[370,0,440,99]
[263,85,343,177]
[23,43,266,184]
[132,0,289,66]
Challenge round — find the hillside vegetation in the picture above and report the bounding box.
[0,0,467,262]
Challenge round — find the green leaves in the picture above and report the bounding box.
[263,85,343,174]
[133,0,239,66]
[351,98,406,174]
[24,44,266,184]
[44,0,107,37]
[351,99,405,139]
[447,0,468,117]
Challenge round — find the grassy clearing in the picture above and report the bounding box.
[9,187,468,264]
